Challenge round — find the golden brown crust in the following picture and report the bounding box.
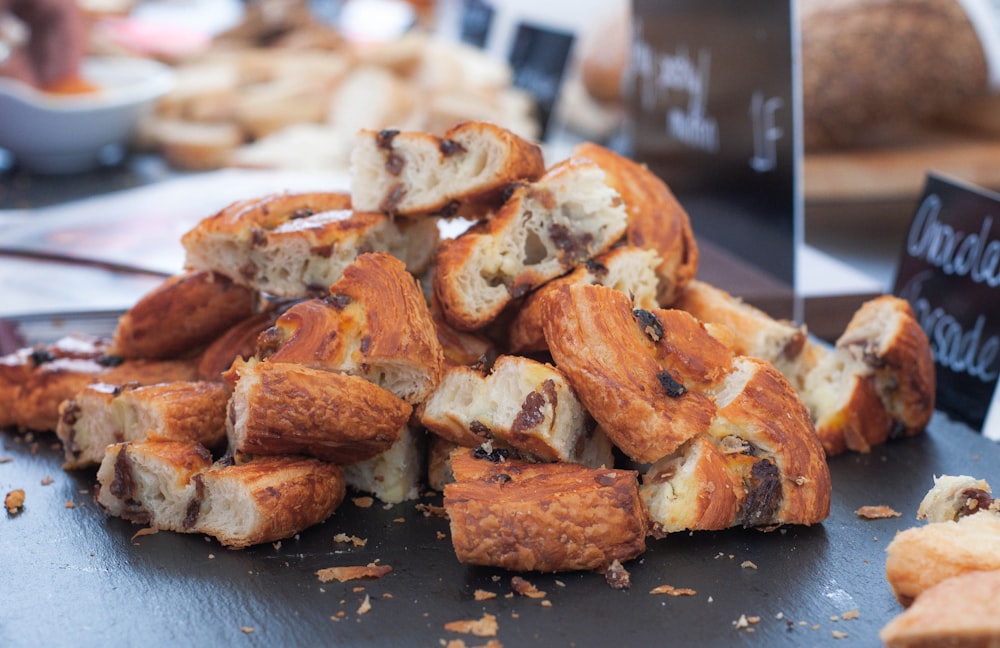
[542,284,730,463]
[349,120,545,217]
[572,142,698,304]
[260,252,443,404]
[443,449,647,572]
[111,270,257,359]
[814,373,891,455]
[641,356,830,534]
[227,359,411,464]
[880,569,1000,648]
[807,294,935,456]
[196,454,346,548]
[180,191,361,295]
[183,191,353,246]
[885,512,1000,607]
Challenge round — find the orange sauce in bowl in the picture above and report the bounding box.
[43,74,100,95]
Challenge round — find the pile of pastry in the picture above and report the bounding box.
[1,121,934,569]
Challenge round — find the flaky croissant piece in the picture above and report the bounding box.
[259,251,444,405]
[443,448,647,572]
[95,440,346,548]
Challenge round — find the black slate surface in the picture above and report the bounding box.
[2,410,997,647]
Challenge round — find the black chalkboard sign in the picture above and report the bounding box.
[893,173,1000,434]
[458,0,494,49]
[627,0,798,295]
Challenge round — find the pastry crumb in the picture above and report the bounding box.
[473,589,496,601]
[650,584,697,597]
[240,626,254,634]
[316,563,393,583]
[510,576,546,599]
[353,496,374,508]
[416,503,447,518]
[333,533,367,547]
[832,630,848,639]
[841,609,860,620]
[357,594,372,615]
[5,488,25,514]
[855,505,901,519]
[444,612,499,637]
[604,559,631,590]
[40,476,53,486]
[131,527,158,541]
[741,560,758,569]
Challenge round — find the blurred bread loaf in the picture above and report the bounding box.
[801,0,990,150]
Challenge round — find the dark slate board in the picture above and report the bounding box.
[3,412,996,646]
[1,315,998,647]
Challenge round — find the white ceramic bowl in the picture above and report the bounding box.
[0,56,174,174]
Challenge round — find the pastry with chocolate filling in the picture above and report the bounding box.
[433,157,628,331]
[57,380,230,470]
[419,354,613,467]
[258,252,444,405]
[443,448,647,572]
[572,142,699,305]
[181,191,438,298]
[192,453,346,548]
[542,284,731,463]
[349,120,545,217]
[109,270,257,359]
[10,355,199,432]
[801,295,935,455]
[0,334,111,429]
[508,246,661,354]
[917,474,998,523]
[226,358,411,464]
[95,440,345,548]
[642,356,831,534]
